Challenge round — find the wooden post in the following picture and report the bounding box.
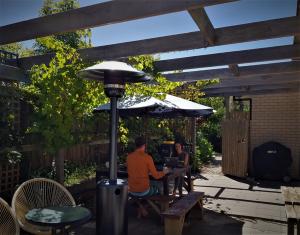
[55,149,65,185]
[225,96,233,119]
[190,117,197,160]
[287,218,294,235]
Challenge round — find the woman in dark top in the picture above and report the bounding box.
[172,141,189,196]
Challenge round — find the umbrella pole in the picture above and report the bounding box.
[191,117,197,159]
[144,116,148,148]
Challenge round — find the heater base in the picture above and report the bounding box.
[96,179,128,235]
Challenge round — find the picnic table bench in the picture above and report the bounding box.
[161,191,204,235]
[129,194,176,218]
[281,186,300,235]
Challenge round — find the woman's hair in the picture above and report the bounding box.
[175,141,183,147]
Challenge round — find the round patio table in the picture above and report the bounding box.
[25,206,91,235]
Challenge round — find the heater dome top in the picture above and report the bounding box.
[80,61,151,83]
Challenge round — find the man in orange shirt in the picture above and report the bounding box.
[127,136,169,217]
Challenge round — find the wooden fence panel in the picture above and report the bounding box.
[20,142,109,171]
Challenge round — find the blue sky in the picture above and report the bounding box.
[0,0,297,63]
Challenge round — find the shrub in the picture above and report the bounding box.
[0,148,22,165]
[30,161,96,186]
[191,132,213,171]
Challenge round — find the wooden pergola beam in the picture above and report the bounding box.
[188,7,215,45]
[17,16,300,70]
[155,44,300,72]
[228,64,240,76]
[165,61,300,82]
[206,72,300,88]
[294,0,300,44]
[204,87,300,97]
[0,64,28,82]
[203,82,300,96]
[0,0,235,45]
[5,58,300,84]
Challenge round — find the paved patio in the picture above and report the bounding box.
[75,157,300,235]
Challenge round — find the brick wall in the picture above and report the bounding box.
[248,90,300,178]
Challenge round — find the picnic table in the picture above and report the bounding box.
[162,191,204,235]
[281,186,300,235]
[154,167,186,196]
[96,166,191,196]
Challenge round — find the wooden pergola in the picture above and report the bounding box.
[0,0,299,97]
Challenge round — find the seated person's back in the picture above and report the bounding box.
[127,137,166,195]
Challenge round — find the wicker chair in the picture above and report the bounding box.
[12,178,76,235]
[0,197,20,235]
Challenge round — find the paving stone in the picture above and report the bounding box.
[74,173,293,234]
[194,186,220,197]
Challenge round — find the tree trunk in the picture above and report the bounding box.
[55,149,65,185]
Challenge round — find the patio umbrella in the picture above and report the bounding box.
[94,94,214,118]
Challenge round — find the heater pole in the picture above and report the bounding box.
[109,96,118,183]
[81,62,149,235]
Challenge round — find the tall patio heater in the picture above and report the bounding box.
[80,61,150,235]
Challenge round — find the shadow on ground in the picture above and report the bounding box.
[75,205,244,235]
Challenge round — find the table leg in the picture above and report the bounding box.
[163,177,169,196]
[52,227,57,235]
[183,167,192,193]
[52,226,67,235]
[288,219,294,235]
[61,226,66,235]
[187,167,192,192]
[178,176,183,197]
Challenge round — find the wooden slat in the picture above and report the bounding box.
[155,44,300,72]
[0,0,236,45]
[204,82,300,93]
[188,7,215,45]
[206,73,300,88]
[285,204,297,220]
[204,87,300,97]
[281,187,300,205]
[203,83,300,97]
[162,192,204,218]
[165,61,300,82]
[0,64,28,82]
[17,16,300,70]
[281,187,300,220]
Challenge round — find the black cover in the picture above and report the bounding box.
[253,141,292,180]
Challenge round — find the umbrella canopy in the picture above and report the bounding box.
[94,94,214,118]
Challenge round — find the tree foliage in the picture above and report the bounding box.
[23,38,185,154]
[23,38,105,154]
[197,96,224,152]
[22,0,221,157]
[0,42,34,57]
[172,79,225,153]
[127,55,181,98]
[34,0,92,54]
